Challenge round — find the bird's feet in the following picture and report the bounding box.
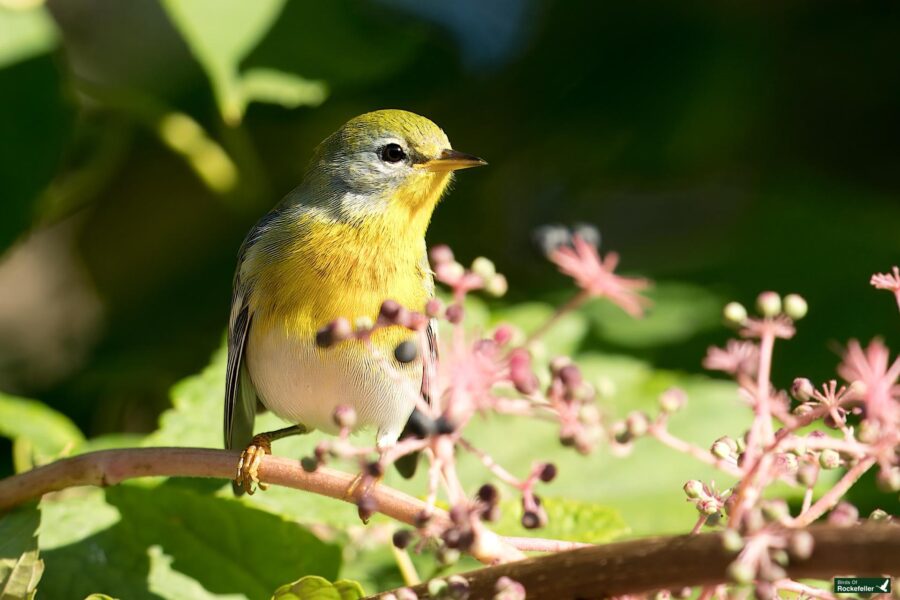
[235,434,272,494]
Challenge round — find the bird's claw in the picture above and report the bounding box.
[236,436,272,494]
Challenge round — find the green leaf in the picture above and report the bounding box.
[0,504,43,600]
[160,0,288,123]
[38,483,342,600]
[0,5,58,69]
[0,393,84,470]
[585,282,723,348]
[239,69,327,111]
[493,497,629,544]
[272,576,364,600]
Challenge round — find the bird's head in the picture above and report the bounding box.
[305,109,486,218]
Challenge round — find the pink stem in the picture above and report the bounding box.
[458,437,524,487]
[501,537,593,552]
[691,514,708,535]
[648,425,743,477]
[790,457,878,528]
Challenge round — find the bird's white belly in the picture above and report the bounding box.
[246,327,420,447]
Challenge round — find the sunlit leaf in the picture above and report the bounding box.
[160,0,287,123]
[0,503,43,600]
[272,576,364,600]
[38,483,341,600]
[0,393,84,470]
[240,69,327,111]
[0,5,57,69]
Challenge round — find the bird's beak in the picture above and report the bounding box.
[417,149,487,172]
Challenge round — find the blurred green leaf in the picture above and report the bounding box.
[494,497,628,544]
[0,393,84,470]
[272,576,364,600]
[240,69,327,111]
[38,483,341,600]
[0,5,58,69]
[0,504,43,600]
[160,0,287,123]
[585,282,723,348]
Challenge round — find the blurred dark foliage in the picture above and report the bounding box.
[1,0,898,447]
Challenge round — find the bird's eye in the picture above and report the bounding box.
[380,143,407,163]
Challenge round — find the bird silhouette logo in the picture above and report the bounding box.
[876,579,890,593]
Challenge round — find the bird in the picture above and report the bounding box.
[224,109,486,494]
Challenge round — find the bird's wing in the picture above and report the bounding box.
[420,318,439,401]
[223,228,266,451]
[224,296,258,450]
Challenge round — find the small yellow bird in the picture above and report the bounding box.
[224,110,486,493]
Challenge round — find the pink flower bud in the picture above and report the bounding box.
[425,298,444,318]
[429,244,454,265]
[827,501,859,527]
[379,299,403,323]
[658,387,687,413]
[493,324,514,345]
[446,303,465,324]
[791,377,814,401]
[509,349,538,395]
[332,404,357,429]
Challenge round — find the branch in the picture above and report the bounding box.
[0,447,530,562]
[373,524,900,599]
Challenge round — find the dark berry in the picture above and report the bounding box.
[538,463,558,483]
[521,511,541,529]
[394,340,418,364]
[477,483,498,504]
[392,529,413,549]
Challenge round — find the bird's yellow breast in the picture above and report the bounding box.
[248,172,449,350]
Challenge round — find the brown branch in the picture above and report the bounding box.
[0,447,425,517]
[0,447,530,561]
[373,524,900,599]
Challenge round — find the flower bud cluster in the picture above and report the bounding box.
[547,359,603,454]
[430,245,508,298]
[314,299,431,349]
[683,480,728,517]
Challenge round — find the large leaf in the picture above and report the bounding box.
[38,483,341,600]
[0,504,43,600]
[0,393,84,471]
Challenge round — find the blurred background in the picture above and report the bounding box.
[1,0,899,467]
